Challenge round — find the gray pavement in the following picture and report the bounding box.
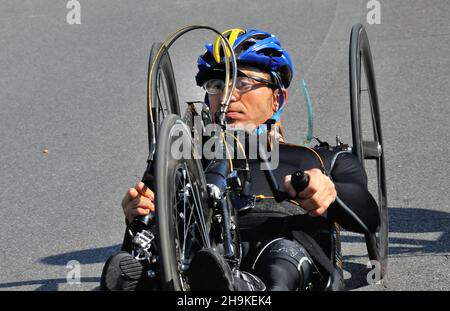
[0,0,449,291]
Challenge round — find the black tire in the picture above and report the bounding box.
[147,42,181,156]
[136,42,182,228]
[312,222,344,291]
[154,114,212,291]
[349,24,388,278]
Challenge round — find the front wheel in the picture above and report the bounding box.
[154,114,212,291]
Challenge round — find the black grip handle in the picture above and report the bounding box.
[130,165,156,229]
[135,212,155,226]
[290,170,309,193]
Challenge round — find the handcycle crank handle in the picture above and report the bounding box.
[131,166,156,229]
[290,170,310,194]
[130,212,155,233]
[270,170,309,202]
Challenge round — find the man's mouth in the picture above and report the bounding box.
[226,111,244,121]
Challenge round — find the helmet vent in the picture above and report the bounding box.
[236,41,256,55]
[258,48,282,58]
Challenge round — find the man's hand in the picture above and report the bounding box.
[122,182,155,223]
[283,169,336,216]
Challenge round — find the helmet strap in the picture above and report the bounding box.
[269,71,285,122]
[204,92,210,106]
[255,72,285,136]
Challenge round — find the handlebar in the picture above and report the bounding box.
[133,138,310,230]
[290,170,310,193]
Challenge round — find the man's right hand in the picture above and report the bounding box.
[122,182,155,223]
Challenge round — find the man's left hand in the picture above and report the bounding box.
[283,168,337,216]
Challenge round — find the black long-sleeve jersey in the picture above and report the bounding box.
[236,142,380,234]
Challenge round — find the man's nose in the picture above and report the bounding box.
[230,86,241,101]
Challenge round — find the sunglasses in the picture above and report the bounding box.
[202,71,276,95]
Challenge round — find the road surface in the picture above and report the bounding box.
[0,0,449,291]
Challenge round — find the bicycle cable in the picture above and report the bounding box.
[147,25,238,145]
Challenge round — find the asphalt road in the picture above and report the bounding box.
[0,0,449,291]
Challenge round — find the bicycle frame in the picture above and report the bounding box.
[201,129,295,269]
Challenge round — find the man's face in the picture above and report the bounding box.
[207,66,288,131]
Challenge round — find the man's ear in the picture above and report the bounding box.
[272,88,288,112]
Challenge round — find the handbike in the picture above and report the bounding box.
[110,24,388,291]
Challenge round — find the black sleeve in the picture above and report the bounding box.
[326,152,380,233]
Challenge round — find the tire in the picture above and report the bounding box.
[349,24,388,279]
[137,42,182,229]
[312,222,344,291]
[154,114,212,291]
[147,42,181,156]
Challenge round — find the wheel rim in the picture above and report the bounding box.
[155,115,211,290]
[349,24,388,277]
[147,42,180,157]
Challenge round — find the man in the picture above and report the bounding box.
[102,28,380,291]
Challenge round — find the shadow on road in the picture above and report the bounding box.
[3,207,447,291]
[343,207,450,290]
[0,277,100,291]
[39,244,122,265]
[0,245,121,290]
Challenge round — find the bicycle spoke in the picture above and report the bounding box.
[184,162,210,248]
[156,72,167,120]
[192,183,210,248]
[172,163,208,271]
[180,168,188,263]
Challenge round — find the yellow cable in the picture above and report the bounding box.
[255,194,300,206]
[221,132,233,172]
[304,146,325,168]
[224,132,247,160]
[255,194,272,199]
[282,143,327,174]
[303,146,327,174]
[147,25,235,128]
[147,25,198,123]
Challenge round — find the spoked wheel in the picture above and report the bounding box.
[349,24,388,278]
[154,114,212,291]
[147,42,181,157]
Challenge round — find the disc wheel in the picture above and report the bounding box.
[349,24,388,278]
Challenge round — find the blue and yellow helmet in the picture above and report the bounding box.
[196,28,294,88]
